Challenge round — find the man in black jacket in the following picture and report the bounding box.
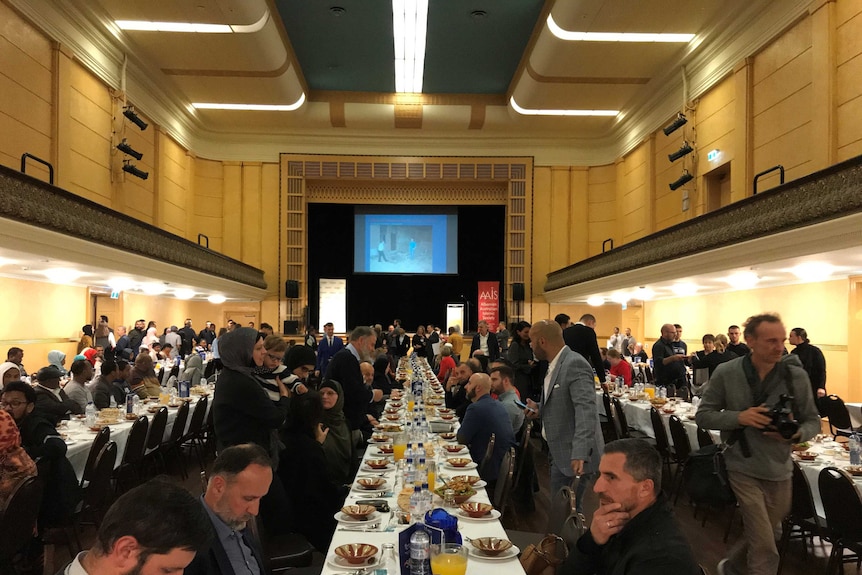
[559,438,700,575]
[789,327,827,401]
[325,326,383,443]
[563,314,605,377]
[32,365,83,425]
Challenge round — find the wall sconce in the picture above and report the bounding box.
[663,113,687,136]
[116,139,143,160]
[669,170,693,190]
[122,160,149,180]
[123,106,148,130]
[668,141,693,163]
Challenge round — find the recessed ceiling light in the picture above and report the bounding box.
[108,277,135,291]
[586,296,604,307]
[633,287,654,300]
[115,11,269,34]
[611,292,629,305]
[174,289,196,300]
[207,294,227,304]
[791,262,834,281]
[672,283,698,297]
[547,14,695,43]
[725,271,760,289]
[510,97,619,117]
[192,93,306,112]
[41,268,82,283]
[140,282,166,296]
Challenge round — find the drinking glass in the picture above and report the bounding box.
[393,432,407,461]
[430,543,468,575]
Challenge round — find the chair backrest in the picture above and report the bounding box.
[548,485,576,535]
[650,407,671,456]
[696,427,715,448]
[478,432,496,481]
[146,406,168,450]
[668,415,692,461]
[81,426,111,485]
[82,441,117,524]
[493,447,516,515]
[0,476,44,561]
[676,386,691,402]
[168,400,191,443]
[186,396,208,438]
[613,397,630,439]
[560,513,587,550]
[644,366,655,383]
[821,395,852,431]
[601,392,619,442]
[790,461,818,526]
[122,416,150,465]
[818,466,862,538]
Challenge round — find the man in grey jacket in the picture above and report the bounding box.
[696,313,820,575]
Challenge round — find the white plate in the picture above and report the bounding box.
[374,449,395,457]
[334,510,381,523]
[467,544,520,561]
[456,508,502,522]
[352,480,390,492]
[444,461,477,470]
[325,552,381,571]
[361,463,394,472]
[441,447,468,456]
[63,439,77,445]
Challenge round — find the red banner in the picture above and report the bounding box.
[477,281,499,332]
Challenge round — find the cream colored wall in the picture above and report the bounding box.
[836,0,862,161]
[644,279,851,399]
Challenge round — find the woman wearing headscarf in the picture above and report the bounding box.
[507,320,535,400]
[179,353,204,388]
[279,390,348,552]
[47,350,67,376]
[318,379,354,485]
[212,327,293,534]
[0,409,38,509]
[141,326,159,352]
[76,325,93,354]
[0,362,21,392]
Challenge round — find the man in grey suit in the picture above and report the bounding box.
[526,320,604,499]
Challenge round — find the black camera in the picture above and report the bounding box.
[766,394,799,439]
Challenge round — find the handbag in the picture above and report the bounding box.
[683,442,736,506]
[519,534,567,575]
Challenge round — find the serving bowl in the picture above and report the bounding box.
[376,444,394,454]
[447,457,471,468]
[365,459,390,469]
[443,444,467,453]
[470,537,513,556]
[459,502,493,518]
[796,452,818,461]
[340,504,377,520]
[356,477,386,490]
[433,486,476,504]
[451,475,482,486]
[334,543,378,564]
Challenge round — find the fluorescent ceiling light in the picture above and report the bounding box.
[115,11,268,34]
[207,294,227,304]
[671,283,698,297]
[725,271,760,289]
[510,97,619,117]
[192,93,306,112]
[174,288,196,300]
[587,296,604,307]
[791,262,834,281]
[41,268,82,283]
[547,14,695,43]
[393,0,429,93]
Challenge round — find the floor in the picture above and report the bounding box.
[37,438,856,575]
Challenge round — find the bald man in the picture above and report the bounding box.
[526,320,604,498]
[652,323,687,389]
[457,373,517,482]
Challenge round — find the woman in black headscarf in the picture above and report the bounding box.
[507,320,535,400]
[212,327,293,533]
[318,379,354,484]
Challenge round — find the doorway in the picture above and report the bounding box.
[705,164,731,212]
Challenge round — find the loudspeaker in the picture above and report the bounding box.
[512,283,525,301]
[285,280,299,299]
[283,320,299,334]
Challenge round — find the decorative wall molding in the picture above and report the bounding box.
[545,154,862,293]
[0,165,266,289]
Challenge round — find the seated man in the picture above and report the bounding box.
[489,365,524,435]
[91,357,119,410]
[185,444,272,575]
[32,365,84,425]
[457,373,516,483]
[60,478,212,574]
[558,438,700,575]
[64,358,94,411]
[606,349,632,387]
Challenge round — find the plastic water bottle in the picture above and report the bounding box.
[85,402,96,427]
[850,433,861,466]
[416,455,426,487]
[409,526,431,574]
[409,485,423,523]
[420,481,432,515]
[405,456,415,486]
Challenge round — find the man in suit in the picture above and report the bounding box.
[315,322,343,377]
[185,444,273,575]
[32,365,84,425]
[526,320,604,499]
[562,313,605,377]
[470,320,500,367]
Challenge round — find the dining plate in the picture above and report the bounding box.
[352,480,390,492]
[361,463,394,472]
[444,461,478,471]
[467,544,520,561]
[325,552,381,571]
[333,510,381,523]
[456,508,501,522]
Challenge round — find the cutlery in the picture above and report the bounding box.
[337,522,381,532]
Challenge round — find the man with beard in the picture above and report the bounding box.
[127,319,146,360]
[457,373,516,483]
[558,439,700,575]
[325,326,383,444]
[58,478,212,575]
[198,321,217,350]
[178,319,199,357]
[184,444,274,575]
[652,323,688,390]
[726,324,750,357]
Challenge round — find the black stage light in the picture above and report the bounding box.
[663,113,687,136]
[123,106,148,130]
[122,160,149,180]
[116,139,143,160]
[668,141,694,163]
[669,170,693,191]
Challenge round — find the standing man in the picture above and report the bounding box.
[304,325,319,351]
[562,314,605,378]
[672,324,688,355]
[621,328,636,356]
[447,327,463,363]
[179,319,199,357]
[315,322,343,378]
[113,326,131,360]
[726,324,750,357]
[128,319,146,360]
[608,327,623,353]
[325,326,383,445]
[696,313,820,575]
[94,315,113,351]
[788,327,827,401]
[377,239,388,262]
[470,320,500,361]
[525,320,603,498]
[165,326,182,356]
[458,373,517,483]
[496,321,511,356]
[6,347,26,378]
[652,324,688,390]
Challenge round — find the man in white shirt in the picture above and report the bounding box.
[608,327,623,353]
[64,359,94,411]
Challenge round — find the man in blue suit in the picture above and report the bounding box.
[315,322,343,377]
[526,320,604,499]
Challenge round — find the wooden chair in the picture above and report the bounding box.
[79,426,110,488]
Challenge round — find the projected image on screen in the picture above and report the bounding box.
[355,210,458,275]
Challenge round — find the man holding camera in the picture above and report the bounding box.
[696,313,820,575]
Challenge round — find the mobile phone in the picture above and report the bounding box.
[514,398,536,413]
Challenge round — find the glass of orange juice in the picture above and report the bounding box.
[430,544,467,575]
[644,386,656,399]
[393,432,407,461]
[426,460,436,492]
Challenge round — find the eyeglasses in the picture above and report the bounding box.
[0,400,29,408]
[267,353,284,363]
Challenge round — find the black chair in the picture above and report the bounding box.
[818,466,862,574]
[162,400,190,478]
[820,395,854,439]
[79,426,110,488]
[560,512,586,551]
[697,427,715,448]
[0,476,44,571]
[114,415,149,494]
[668,415,692,503]
[477,432,496,482]
[142,406,168,476]
[547,485,576,536]
[601,392,619,443]
[181,396,209,472]
[493,447,516,517]
[650,407,678,482]
[778,461,825,571]
[612,397,632,439]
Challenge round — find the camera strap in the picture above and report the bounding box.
[736,357,795,458]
